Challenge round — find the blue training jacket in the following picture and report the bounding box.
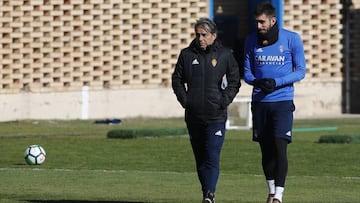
[243,28,306,102]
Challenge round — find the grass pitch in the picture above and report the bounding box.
[0,118,359,202]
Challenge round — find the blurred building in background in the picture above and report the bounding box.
[0,0,359,121]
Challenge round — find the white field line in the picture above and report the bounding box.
[0,167,359,180]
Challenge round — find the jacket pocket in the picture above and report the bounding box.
[206,88,222,112]
[186,88,202,112]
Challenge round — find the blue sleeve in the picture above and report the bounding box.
[274,33,306,87]
[243,35,256,85]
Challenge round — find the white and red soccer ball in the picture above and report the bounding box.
[24,145,46,165]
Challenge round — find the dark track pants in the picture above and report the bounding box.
[260,137,288,187]
[186,122,225,197]
[251,101,294,187]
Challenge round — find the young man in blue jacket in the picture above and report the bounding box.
[172,18,241,203]
[243,2,306,203]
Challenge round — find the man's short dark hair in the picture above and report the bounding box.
[254,1,276,17]
[194,17,218,34]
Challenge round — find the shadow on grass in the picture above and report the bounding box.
[27,200,149,203]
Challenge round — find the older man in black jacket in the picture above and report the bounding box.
[172,17,241,203]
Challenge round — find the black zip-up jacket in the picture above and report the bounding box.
[172,39,241,124]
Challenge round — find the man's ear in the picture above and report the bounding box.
[271,17,277,26]
[212,33,217,40]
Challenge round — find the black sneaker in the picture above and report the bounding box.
[202,191,215,203]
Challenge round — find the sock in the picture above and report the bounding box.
[274,186,284,202]
[266,179,275,194]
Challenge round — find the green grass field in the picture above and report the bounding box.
[0,118,359,203]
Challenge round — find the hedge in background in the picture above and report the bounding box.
[107,127,188,139]
[318,134,360,144]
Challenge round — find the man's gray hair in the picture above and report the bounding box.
[194,18,218,34]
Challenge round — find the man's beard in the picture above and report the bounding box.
[257,22,279,46]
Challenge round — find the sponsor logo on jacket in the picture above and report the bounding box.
[255,55,285,65]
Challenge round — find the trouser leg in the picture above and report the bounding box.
[260,137,288,187]
[187,122,225,196]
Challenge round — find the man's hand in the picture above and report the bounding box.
[253,78,276,93]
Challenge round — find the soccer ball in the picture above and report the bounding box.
[24,145,46,165]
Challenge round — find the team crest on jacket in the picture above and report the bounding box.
[211,59,217,67]
[279,45,284,53]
